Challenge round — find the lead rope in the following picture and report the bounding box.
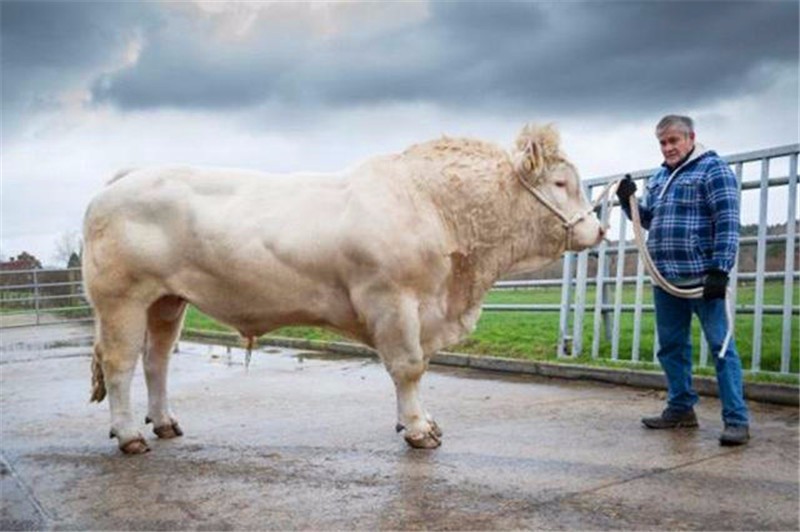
[597,180,733,359]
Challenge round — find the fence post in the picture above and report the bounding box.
[33,269,41,325]
[611,213,627,360]
[557,253,574,358]
[729,162,744,332]
[68,268,79,309]
[602,273,612,341]
[591,196,610,359]
[631,179,649,362]
[751,157,770,371]
[780,154,798,373]
[631,254,645,362]
[571,250,589,357]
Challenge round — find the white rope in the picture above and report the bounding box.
[601,180,733,359]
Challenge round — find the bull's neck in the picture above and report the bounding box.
[429,167,566,293]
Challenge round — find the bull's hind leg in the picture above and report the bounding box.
[144,296,187,439]
[95,302,149,454]
[369,296,442,449]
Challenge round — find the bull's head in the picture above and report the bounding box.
[512,124,605,252]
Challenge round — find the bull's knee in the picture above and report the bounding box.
[102,355,138,384]
[386,357,426,385]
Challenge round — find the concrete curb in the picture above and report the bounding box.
[181,329,799,407]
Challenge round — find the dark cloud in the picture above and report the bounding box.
[2,1,797,128]
[1,1,160,132]
[421,1,799,115]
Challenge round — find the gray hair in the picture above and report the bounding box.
[656,115,694,137]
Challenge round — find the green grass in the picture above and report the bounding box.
[183,280,799,385]
[187,309,345,342]
[0,290,35,313]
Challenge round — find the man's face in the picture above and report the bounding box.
[658,127,695,168]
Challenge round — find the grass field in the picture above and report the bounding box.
[183,280,798,384]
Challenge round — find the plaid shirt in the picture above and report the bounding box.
[623,146,740,279]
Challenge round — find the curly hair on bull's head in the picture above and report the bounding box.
[512,123,564,182]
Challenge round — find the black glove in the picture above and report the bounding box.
[616,174,636,206]
[703,269,729,300]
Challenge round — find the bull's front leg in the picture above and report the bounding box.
[391,359,443,448]
[369,296,442,449]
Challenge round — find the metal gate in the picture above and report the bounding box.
[555,144,799,375]
[0,267,91,328]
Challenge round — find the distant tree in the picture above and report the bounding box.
[67,252,81,268]
[1,251,42,271]
[53,230,83,267]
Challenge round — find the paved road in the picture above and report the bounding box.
[1,324,798,530]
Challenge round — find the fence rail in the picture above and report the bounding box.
[2,146,797,375]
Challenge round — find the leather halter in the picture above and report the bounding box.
[514,169,599,251]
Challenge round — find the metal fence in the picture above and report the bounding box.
[2,145,797,375]
[489,144,799,376]
[0,267,91,328]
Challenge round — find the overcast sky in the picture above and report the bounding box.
[2,0,798,266]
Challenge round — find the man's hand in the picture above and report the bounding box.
[616,174,636,206]
[703,269,729,300]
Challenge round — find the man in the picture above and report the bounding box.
[617,115,750,446]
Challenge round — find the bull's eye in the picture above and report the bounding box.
[555,181,566,188]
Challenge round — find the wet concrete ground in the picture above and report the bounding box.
[1,324,798,530]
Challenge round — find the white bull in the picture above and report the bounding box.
[83,123,604,454]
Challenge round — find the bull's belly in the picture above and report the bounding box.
[170,272,362,339]
[164,262,479,352]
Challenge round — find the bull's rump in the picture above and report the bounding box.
[83,164,450,338]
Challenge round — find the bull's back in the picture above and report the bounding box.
[91,164,351,261]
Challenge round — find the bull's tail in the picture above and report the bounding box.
[90,342,106,403]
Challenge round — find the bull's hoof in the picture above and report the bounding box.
[429,420,443,438]
[153,422,183,439]
[120,437,150,455]
[404,429,442,449]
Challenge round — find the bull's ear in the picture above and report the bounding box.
[536,123,562,162]
[513,124,546,179]
[514,123,562,180]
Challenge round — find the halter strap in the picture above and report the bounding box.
[514,170,600,251]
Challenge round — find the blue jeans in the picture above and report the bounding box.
[653,286,749,426]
